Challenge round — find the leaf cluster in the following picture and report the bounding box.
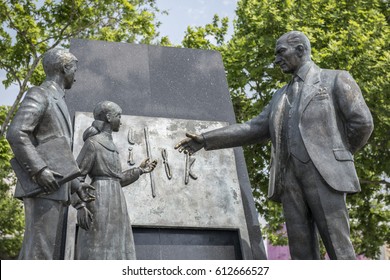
[0,106,24,259]
[182,14,229,50]
[0,0,165,258]
[0,0,165,136]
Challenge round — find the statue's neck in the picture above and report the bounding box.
[45,76,64,90]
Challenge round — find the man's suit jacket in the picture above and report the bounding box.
[203,63,373,202]
[7,80,73,201]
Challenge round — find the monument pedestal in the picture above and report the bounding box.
[66,39,266,260]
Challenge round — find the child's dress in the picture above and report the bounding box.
[75,131,140,259]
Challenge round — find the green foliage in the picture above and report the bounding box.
[0,0,166,136]
[182,0,389,258]
[230,0,389,259]
[0,0,161,87]
[182,14,229,50]
[0,106,24,259]
[0,0,166,258]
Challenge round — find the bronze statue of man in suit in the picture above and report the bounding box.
[175,31,374,259]
[7,48,94,259]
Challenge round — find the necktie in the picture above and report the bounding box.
[288,76,301,105]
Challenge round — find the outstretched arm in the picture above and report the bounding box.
[175,103,272,154]
[174,133,206,155]
[120,158,157,187]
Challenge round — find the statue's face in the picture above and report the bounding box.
[108,110,122,132]
[63,60,77,89]
[274,38,302,74]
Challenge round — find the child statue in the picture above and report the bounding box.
[75,101,157,259]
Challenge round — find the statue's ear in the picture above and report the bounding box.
[106,113,111,123]
[62,63,71,74]
[296,45,305,57]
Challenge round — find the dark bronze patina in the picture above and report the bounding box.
[175,31,374,260]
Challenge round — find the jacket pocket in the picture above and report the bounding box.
[333,148,354,162]
[312,94,329,101]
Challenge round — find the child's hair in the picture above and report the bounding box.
[93,101,121,121]
[83,101,122,141]
[82,120,105,141]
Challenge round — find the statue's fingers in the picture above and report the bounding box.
[42,185,50,194]
[174,140,186,149]
[51,171,63,179]
[48,181,59,192]
[84,219,90,231]
[87,185,96,191]
[185,132,197,139]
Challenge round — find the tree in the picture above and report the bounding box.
[0,0,167,136]
[0,0,167,258]
[0,106,24,259]
[182,0,389,259]
[182,14,229,50]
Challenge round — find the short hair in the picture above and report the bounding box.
[93,101,122,122]
[278,31,311,56]
[42,48,77,75]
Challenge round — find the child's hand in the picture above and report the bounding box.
[77,206,93,231]
[139,158,157,174]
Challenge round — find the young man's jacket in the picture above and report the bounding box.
[7,80,73,201]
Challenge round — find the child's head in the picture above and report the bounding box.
[83,101,123,141]
[93,101,122,122]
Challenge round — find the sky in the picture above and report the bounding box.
[156,0,237,44]
[0,0,238,106]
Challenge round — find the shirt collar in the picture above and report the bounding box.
[44,80,65,99]
[294,61,313,82]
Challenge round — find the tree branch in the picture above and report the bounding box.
[360,179,390,187]
[0,54,43,137]
[4,10,38,60]
[0,62,22,88]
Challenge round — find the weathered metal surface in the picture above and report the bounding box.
[73,112,250,249]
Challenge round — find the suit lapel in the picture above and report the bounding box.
[268,87,288,202]
[55,100,72,137]
[270,86,288,146]
[299,64,321,114]
[46,82,73,137]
